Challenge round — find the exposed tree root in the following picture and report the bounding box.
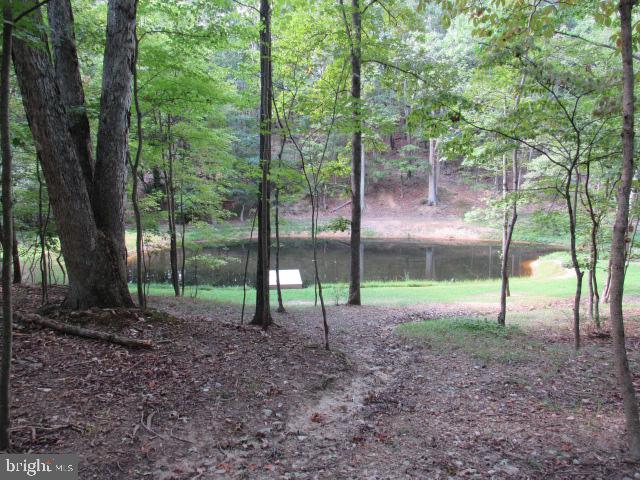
[15,312,154,349]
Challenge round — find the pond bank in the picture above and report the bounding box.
[133,255,640,310]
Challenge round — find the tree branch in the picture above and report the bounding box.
[555,30,640,62]
[15,0,50,23]
[362,58,426,82]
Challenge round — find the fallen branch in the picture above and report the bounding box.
[330,200,351,212]
[140,411,194,444]
[15,312,154,349]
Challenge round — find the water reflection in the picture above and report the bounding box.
[129,239,556,287]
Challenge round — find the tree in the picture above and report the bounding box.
[252,0,273,327]
[0,2,13,452]
[609,0,640,460]
[131,19,145,308]
[341,0,363,306]
[427,138,440,205]
[12,0,137,309]
[498,73,526,327]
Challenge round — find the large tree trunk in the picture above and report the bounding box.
[0,5,14,451]
[12,1,135,309]
[48,0,94,186]
[92,0,136,301]
[348,0,362,306]
[252,0,273,327]
[610,0,640,460]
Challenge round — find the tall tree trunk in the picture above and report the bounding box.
[131,20,145,308]
[567,166,583,350]
[497,74,526,325]
[348,0,362,306]
[252,0,273,327]
[11,219,20,284]
[500,152,509,292]
[360,146,365,211]
[179,162,186,297]
[0,4,14,450]
[583,160,601,327]
[164,141,179,297]
[603,257,612,303]
[498,148,519,326]
[1,219,21,285]
[37,162,48,304]
[275,135,286,313]
[241,210,257,324]
[12,1,135,309]
[428,139,439,205]
[91,0,136,303]
[610,0,640,460]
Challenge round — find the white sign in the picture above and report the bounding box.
[269,269,303,289]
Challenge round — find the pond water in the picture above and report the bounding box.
[128,239,557,287]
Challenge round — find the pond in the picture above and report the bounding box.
[128,239,557,287]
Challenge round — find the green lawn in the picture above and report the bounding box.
[396,317,541,364]
[135,254,640,308]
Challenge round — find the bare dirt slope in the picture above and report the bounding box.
[8,286,640,479]
[287,175,498,241]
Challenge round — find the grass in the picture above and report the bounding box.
[135,256,640,308]
[396,317,537,364]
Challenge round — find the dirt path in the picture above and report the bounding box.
[8,286,640,479]
[238,306,639,480]
[146,302,639,479]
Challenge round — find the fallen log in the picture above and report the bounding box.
[330,200,352,213]
[15,312,154,349]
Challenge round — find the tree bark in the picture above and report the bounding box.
[48,0,94,187]
[163,130,180,297]
[610,0,640,460]
[567,166,583,350]
[11,220,20,284]
[0,4,13,451]
[37,161,48,304]
[92,0,137,301]
[500,153,510,296]
[252,0,273,327]
[12,1,135,309]
[603,258,612,303]
[498,148,519,326]
[348,0,362,306]
[583,160,601,327]
[131,20,145,308]
[427,139,439,205]
[275,135,286,313]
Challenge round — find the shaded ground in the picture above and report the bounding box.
[6,285,640,479]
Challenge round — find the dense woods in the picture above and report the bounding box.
[1,0,640,476]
